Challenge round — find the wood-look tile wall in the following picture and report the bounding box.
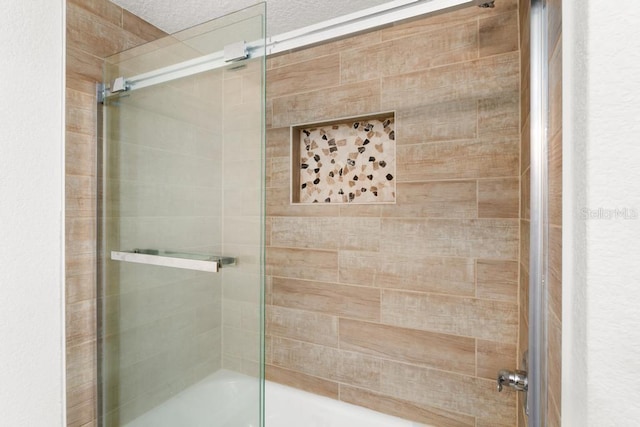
[265,2,521,425]
[517,0,562,426]
[65,1,165,425]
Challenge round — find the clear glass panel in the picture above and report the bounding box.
[98,4,265,426]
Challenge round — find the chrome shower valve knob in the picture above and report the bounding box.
[497,369,528,393]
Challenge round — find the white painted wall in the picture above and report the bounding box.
[0,1,65,425]
[564,0,640,425]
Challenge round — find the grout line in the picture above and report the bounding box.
[474,258,478,299]
[475,338,478,378]
[476,16,481,59]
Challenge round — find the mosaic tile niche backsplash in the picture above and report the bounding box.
[293,114,396,204]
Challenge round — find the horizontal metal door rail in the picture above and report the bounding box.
[111,249,236,273]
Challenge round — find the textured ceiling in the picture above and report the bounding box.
[111,0,393,36]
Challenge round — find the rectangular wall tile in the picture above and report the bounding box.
[339,319,475,375]
[478,178,520,218]
[271,337,381,390]
[66,299,97,348]
[382,181,478,219]
[66,132,96,177]
[382,289,518,342]
[549,131,562,226]
[548,310,562,427]
[477,339,517,380]
[68,0,122,26]
[66,217,96,255]
[266,127,291,158]
[266,364,339,399]
[519,261,530,337]
[340,385,475,427]
[478,95,520,137]
[549,39,563,139]
[66,46,103,93]
[520,116,531,173]
[268,54,340,98]
[66,103,96,137]
[381,360,517,427]
[381,52,520,110]
[270,217,340,250]
[479,12,519,58]
[380,218,519,260]
[122,9,166,41]
[67,386,96,427]
[272,277,380,322]
[339,251,475,296]
[66,253,96,278]
[520,218,530,272]
[270,217,380,251]
[271,79,380,128]
[521,166,531,220]
[341,22,478,84]
[67,3,144,59]
[266,247,338,282]
[549,225,562,318]
[397,100,477,145]
[267,305,339,347]
[66,340,97,392]
[337,350,382,390]
[66,274,96,305]
[476,259,519,303]
[380,0,517,41]
[267,187,341,217]
[339,204,382,217]
[336,217,382,251]
[269,30,381,69]
[397,137,519,181]
[266,157,290,189]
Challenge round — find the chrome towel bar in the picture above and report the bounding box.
[110,249,236,273]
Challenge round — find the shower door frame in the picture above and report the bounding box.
[529,0,551,426]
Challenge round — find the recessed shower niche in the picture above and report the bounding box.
[290,112,396,204]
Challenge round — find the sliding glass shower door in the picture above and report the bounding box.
[98,5,265,426]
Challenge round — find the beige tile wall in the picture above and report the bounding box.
[265,2,521,425]
[66,1,165,425]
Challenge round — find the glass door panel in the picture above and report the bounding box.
[98,4,265,426]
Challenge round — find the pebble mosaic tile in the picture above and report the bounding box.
[294,115,396,204]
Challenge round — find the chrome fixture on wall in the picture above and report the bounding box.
[497,369,528,393]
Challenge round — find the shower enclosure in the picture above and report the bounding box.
[95,1,557,426]
[97,4,265,426]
